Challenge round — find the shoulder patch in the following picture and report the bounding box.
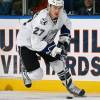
[40,18,48,25]
[33,11,40,19]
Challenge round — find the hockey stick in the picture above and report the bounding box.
[60,53,74,99]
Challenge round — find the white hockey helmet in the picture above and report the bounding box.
[48,0,64,7]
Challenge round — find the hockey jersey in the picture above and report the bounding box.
[16,8,71,51]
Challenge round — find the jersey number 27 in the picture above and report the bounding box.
[33,27,45,36]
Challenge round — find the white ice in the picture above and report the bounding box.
[0,91,100,100]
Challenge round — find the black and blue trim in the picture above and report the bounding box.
[42,42,56,55]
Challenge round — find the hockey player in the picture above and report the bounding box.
[17,0,85,96]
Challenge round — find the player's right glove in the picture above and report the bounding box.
[42,42,62,58]
[50,46,62,57]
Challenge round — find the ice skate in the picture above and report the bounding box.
[21,67,32,88]
[67,79,85,96]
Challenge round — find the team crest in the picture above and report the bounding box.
[40,18,48,25]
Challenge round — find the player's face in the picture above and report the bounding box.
[84,0,93,8]
[49,5,63,19]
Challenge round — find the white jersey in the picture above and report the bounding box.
[17,9,71,51]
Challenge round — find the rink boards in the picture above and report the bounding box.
[0,16,100,93]
[0,79,100,94]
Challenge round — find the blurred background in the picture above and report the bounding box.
[0,0,100,16]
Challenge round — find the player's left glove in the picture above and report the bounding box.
[57,42,67,51]
[58,33,71,51]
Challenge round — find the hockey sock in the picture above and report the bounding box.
[57,68,72,87]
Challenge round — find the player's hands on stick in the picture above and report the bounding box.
[42,41,67,59]
[57,42,68,55]
[51,42,68,59]
[42,42,62,57]
[51,46,62,57]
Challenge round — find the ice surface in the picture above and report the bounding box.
[0,91,100,100]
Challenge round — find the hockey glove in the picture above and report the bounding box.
[42,42,62,58]
[58,33,71,51]
[51,46,62,57]
[57,41,68,51]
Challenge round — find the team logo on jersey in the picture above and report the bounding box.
[40,18,48,25]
